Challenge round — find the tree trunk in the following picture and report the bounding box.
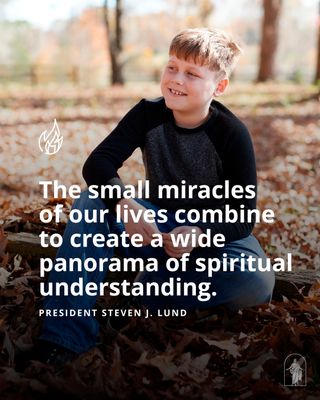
[257,0,283,82]
[314,1,320,84]
[103,0,124,85]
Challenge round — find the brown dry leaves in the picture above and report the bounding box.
[0,254,319,400]
[0,83,319,399]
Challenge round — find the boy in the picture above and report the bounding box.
[35,28,275,366]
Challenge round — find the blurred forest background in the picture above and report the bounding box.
[0,1,320,399]
[0,0,319,84]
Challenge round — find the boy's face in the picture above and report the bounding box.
[160,55,226,122]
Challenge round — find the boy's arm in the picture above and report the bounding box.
[196,123,257,243]
[83,99,162,245]
[82,99,146,210]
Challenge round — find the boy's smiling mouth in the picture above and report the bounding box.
[168,88,187,96]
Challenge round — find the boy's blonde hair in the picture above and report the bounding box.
[169,28,242,78]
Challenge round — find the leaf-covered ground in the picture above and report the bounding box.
[0,83,319,399]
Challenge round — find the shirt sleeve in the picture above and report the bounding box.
[82,99,146,209]
[196,123,257,243]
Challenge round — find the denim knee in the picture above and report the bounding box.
[74,190,106,211]
[229,270,275,310]
[256,270,275,302]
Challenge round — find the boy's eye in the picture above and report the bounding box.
[187,72,198,78]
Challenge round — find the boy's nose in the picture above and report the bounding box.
[171,73,184,85]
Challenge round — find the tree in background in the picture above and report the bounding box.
[103,0,124,85]
[167,0,214,28]
[257,0,283,82]
[315,1,320,84]
[198,0,215,26]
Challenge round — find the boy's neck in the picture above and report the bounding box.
[173,108,212,129]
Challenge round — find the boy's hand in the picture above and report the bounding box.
[117,198,160,246]
[162,226,202,258]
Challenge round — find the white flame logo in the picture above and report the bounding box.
[39,119,63,155]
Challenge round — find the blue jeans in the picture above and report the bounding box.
[40,191,275,353]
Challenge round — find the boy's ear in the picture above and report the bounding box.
[214,78,229,97]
